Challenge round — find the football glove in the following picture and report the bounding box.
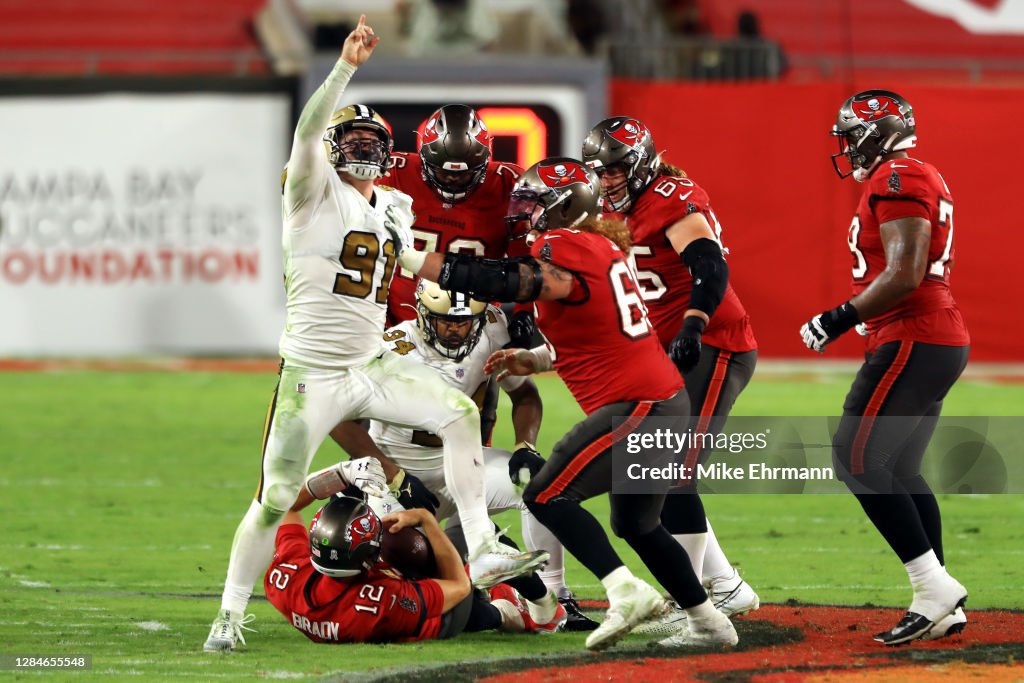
[800,302,860,353]
[306,457,387,499]
[504,310,536,349]
[389,469,440,514]
[509,443,546,488]
[668,316,705,373]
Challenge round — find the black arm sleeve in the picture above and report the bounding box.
[437,253,543,303]
[681,237,729,318]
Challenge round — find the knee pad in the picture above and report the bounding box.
[444,390,479,420]
[262,482,299,520]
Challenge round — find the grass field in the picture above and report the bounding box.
[1,365,1023,681]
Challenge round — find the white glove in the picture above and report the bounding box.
[383,204,427,273]
[306,457,387,499]
[799,317,830,353]
[383,204,413,256]
[855,322,869,337]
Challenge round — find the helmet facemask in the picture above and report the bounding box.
[422,162,488,204]
[324,105,393,181]
[416,281,486,362]
[329,128,391,180]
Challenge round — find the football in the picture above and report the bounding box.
[380,526,437,580]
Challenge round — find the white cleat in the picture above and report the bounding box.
[585,578,668,651]
[707,570,760,617]
[469,542,549,589]
[921,606,967,640]
[632,601,687,637]
[203,609,256,652]
[655,609,738,648]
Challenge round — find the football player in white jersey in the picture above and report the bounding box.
[204,16,546,652]
[332,280,599,631]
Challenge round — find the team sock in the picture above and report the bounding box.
[219,499,282,615]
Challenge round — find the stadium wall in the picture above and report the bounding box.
[0,78,293,356]
[611,79,1020,361]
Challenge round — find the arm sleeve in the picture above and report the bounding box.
[283,58,357,225]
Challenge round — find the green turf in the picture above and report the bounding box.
[0,368,1022,681]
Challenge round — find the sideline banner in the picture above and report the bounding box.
[0,91,289,355]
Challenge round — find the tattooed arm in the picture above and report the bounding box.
[528,259,578,301]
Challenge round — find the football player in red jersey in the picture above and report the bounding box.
[388,157,740,652]
[800,90,969,646]
[581,117,759,630]
[266,481,560,643]
[376,103,533,344]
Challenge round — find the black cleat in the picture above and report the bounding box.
[874,596,967,647]
[559,594,599,632]
[873,611,936,646]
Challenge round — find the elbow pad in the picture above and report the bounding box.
[438,254,543,303]
[681,237,729,318]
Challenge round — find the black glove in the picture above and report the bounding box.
[504,310,536,349]
[800,301,860,353]
[668,316,705,374]
[392,470,440,514]
[508,444,546,486]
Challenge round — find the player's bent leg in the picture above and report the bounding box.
[206,365,344,652]
[362,353,497,559]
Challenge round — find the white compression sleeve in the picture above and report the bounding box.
[220,499,284,614]
[522,506,566,595]
[438,412,493,557]
[283,58,357,222]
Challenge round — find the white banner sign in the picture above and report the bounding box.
[0,91,290,355]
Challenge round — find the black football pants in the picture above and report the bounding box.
[660,346,758,535]
[833,340,969,563]
[523,390,709,608]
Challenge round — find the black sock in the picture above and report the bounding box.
[904,476,944,565]
[526,496,623,579]
[624,525,707,608]
[505,573,548,602]
[852,472,932,563]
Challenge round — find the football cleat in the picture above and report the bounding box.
[876,571,968,646]
[490,584,567,634]
[706,570,760,617]
[585,578,668,651]
[921,606,967,640]
[655,609,738,648]
[873,610,938,646]
[874,598,967,646]
[632,601,687,637]
[203,609,256,652]
[559,593,600,632]
[469,541,549,589]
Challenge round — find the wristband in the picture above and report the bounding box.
[388,468,407,494]
[397,249,427,274]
